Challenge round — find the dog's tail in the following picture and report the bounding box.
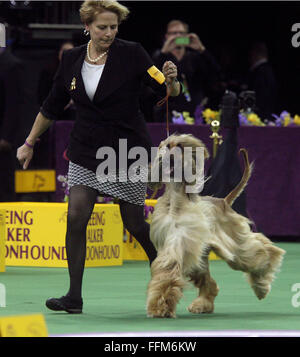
[224,148,253,206]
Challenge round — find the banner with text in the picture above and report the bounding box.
[0,202,123,267]
[0,209,5,272]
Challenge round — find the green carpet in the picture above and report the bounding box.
[0,242,299,335]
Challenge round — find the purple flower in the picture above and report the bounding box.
[270,114,282,126]
[239,113,248,126]
[172,111,185,124]
[194,104,205,125]
[271,114,280,121]
[173,117,185,124]
[280,111,290,120]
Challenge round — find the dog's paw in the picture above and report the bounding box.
[147,310,176,318]
[247,273,271,300]
[188,297,214,314]
[147,298,177,318]
[252,284,271,300]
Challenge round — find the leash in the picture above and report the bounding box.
[156,84,171,138]
[148,85,171,200]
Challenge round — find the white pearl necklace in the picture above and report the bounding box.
[87,40,108,63]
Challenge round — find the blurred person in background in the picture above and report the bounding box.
[245,41,279,121]
[151,19,221,122]
[0,21,25,202]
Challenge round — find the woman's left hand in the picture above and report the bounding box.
[162,61,178,85]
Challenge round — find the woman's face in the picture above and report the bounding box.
[86,11,118,51]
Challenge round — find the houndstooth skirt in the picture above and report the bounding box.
[67,161,148,206]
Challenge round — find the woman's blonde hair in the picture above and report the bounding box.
[80,0,130,25]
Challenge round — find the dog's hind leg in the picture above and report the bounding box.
[223,232,285,300]
[147,253,185,318]
[187,255,219,314]
[243,234,285,300]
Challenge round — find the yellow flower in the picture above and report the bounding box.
[202,108,218,124]
[247,113,265,126]
[283,114,291,127]
[185,117,195,125]
[294,115,300,125]
[182,111,194,125]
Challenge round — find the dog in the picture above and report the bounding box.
[146,133,285,318]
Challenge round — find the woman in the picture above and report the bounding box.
[17,0,180,314]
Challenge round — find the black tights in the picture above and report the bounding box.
[65,185,157,300]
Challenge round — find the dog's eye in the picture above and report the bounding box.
[166,143,170,149]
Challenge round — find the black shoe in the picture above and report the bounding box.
[45,295,83,314]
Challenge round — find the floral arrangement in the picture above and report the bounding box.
[201,108,221,125]
[172,110,195,125]
[238,112,265,126]
[271,111,300,127]
[172,105,300,127]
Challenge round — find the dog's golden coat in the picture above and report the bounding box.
[147,134,285,318]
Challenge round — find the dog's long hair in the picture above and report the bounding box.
[146,134,285,318]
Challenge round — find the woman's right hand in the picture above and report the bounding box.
[17,143,33,170]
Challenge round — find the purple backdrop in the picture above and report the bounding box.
[49,122,300,237]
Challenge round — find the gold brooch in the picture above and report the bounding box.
[70,77,76,91]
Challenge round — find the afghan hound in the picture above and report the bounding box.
[146,134,285,318]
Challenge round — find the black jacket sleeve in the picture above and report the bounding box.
[40,51,71,121]
[133,43,167,97]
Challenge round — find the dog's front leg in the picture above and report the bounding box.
[147,256,184,318]
[188,265,219,314]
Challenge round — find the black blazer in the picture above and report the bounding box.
[41,38,166,173]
